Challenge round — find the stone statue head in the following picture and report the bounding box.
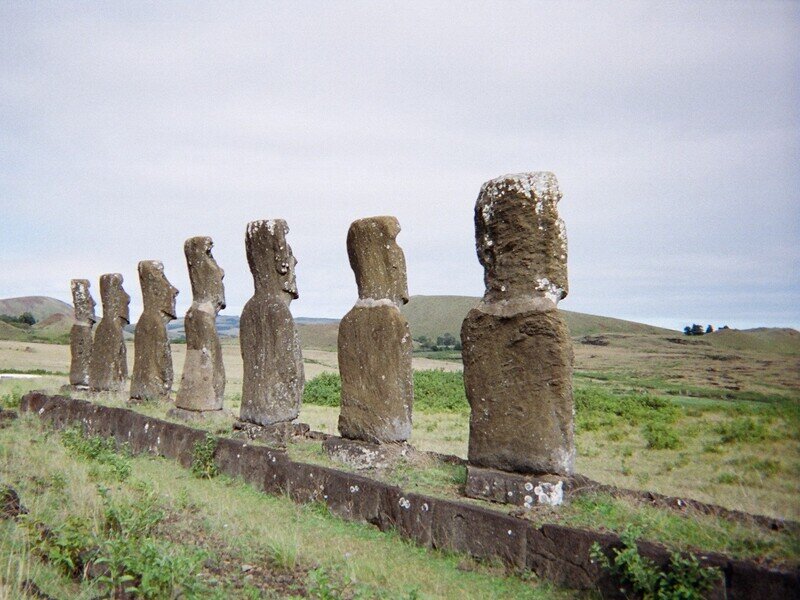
[99,273,130,325]
[184,236,225,311]
[71,279,96,324]
[245,219,298,303]
[346,216,408,305]
[475,172,568,304]
[138,260,179,321]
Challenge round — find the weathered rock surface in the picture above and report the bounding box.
[462,173,575,476]
[69,279,96,387]
[175,237,226,411]
[88,273,130,392]
[130,261,178,402]
[338,305,413,442]
[238,220,304,426]
[338,216,413,443]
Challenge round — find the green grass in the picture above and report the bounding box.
[0,414,569,599]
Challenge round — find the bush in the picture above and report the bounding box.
[590,528,721,599]
[303,370,469,413]
[303,372,342,407]
[642,421,682,450]
[190,434,219,479]
[715,418,772,444]
[575,386,680,431]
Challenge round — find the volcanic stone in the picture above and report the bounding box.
[461,173,575,476]
[337,216,413,443]
[130,261,179,402]
[238,219,305,426]
[68,279,96,387]
[175,236,226,411]
[88,273,130,392]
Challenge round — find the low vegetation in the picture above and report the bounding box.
[0,415,566,599]
[590,528,722,600]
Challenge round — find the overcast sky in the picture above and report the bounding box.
[1,1,798,331]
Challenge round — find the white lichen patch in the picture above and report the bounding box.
[533,481,564,506]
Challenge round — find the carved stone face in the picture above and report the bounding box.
[71,279,96,324]
[184,236,225,311]
[475,172,568,304]
[346,216,408,304]
[245,219,298,302]
[138,261,179,320]
[99,273,130,325]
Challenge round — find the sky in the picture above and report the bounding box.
[1,1,798,331]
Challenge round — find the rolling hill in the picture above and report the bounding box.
[399,295,676,341]
[0,296,72,322]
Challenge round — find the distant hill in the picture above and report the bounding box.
[0,296,72,322]
[399,295,675,341]
[0,296,74,342]
[708,327,800,356]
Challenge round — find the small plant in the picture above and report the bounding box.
[716,472,741,485]
[190,434,219,479]
[265,536,299,571]
[60,427,131,481]
[0,387,23,409]
[590,528,721,600]
[307,566,345,599]
[642,421,682,450]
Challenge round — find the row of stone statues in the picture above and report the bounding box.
[68,172,574,478]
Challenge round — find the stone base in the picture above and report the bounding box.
[232,420,310,447]
[465,465,573,508]
[166,406,230,424]
[323,436,415,471]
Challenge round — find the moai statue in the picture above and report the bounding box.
[88,273,130,392]
[461,172,574,476]
[69,279,96,388]
[175,237,226,412]
[130,261,179,402]
[239,220,305,426]
[337,216,413,443]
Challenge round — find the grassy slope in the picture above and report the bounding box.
[0,414,566,599]
[0,296,72,322]
[400,295,676,341]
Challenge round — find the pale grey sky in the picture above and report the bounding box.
[1,1,798,330]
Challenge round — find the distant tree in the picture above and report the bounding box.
[683,326,692,336]
[720,325,730,330]
[691,324,705,336]
[436,333,457,348]
[706,324,714,334]
[19,312,36,326]
[453,340,462,351]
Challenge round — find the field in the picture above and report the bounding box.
[1,303,798,598]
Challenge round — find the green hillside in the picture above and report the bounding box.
[0,296,72,322]
[708,327,800,356]
[400,295,675,341]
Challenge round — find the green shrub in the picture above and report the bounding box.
[715,418,772,444]
[61,427,131,481]
[575,386,680,431]
[0,387,23,409]
[642,421,682,450]
[190,434,219,479]
[303,370,469,413]
[590,528,721,599]
[303,372,342,407]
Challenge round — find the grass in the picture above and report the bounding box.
[0,414,569,599]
